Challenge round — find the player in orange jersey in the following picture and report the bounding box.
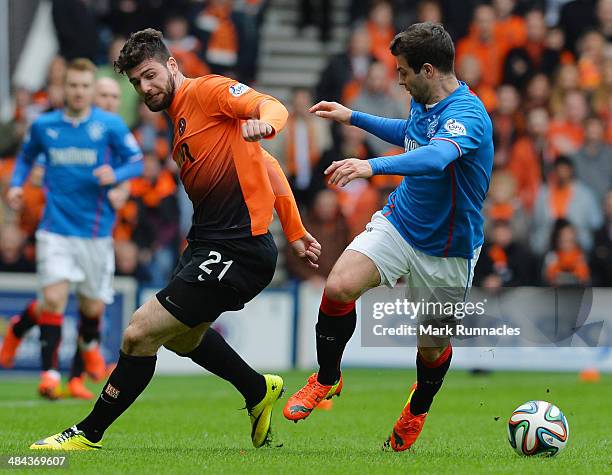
[30,28,320,450]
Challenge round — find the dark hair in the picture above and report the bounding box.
[553,155,575,170]
[114,28,171,75]
[389,22,454,74]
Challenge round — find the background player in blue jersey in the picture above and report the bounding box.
[0,75,134,400]
[65,76,134,399]
[284,23,494,451]
[0,59,143,400]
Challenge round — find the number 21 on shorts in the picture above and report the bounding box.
[198,251,233,281]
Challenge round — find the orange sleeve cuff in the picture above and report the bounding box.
[258,99,289,139]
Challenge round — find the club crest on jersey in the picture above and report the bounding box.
[443,119,467,136]
[178,118,186,136]
[427,115,439,139]
[87,122,105,142]
[229,82,250,97]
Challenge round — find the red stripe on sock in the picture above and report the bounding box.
[419,344,452,368]
[320,291,355,316]
[26,300,39,322]
[38,310,63,326]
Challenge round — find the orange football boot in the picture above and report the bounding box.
[384,383,428,452]
[0,316,23,368]
[38,370,62,400]
[67,376,94,400]
[82,345,106,382]
[283,373,343,422]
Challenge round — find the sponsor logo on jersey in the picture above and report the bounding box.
[229,82,250,97]
[49,147,98,165]
[178,117,186,136]
[404,136,422,152]
[443,119,467,136]
[87,121,105,142]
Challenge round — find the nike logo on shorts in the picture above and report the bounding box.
[165,296,184,311]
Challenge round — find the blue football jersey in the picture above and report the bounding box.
[11,107,143,238]
[381,83,493,258]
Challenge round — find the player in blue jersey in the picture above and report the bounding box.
[0,59,143,399]
[284,22,494,451]
[65,76,134,399]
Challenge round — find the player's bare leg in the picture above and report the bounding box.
[284,250,381,421]
[68,297,106,400]
[36,281,70,400]
[386,336,452,452]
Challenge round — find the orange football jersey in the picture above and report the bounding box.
[167,75,300,239]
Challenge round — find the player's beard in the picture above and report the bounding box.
[145,75,176,112]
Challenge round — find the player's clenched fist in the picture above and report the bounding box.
[309,101,352,124]
[325,158,373,187]
[242,119,273,142]
[7,186,24,211]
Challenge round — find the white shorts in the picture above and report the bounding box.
[35,230,115,304]
[347,211,480,299]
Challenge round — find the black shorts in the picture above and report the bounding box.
[156,232,277,327]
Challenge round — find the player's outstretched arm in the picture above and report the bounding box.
[263,151,321,268]
[325,159,373,187]
[368,139,460,176]
[310,101,407,147]
[324,139,461,187]
[350,111,408,147]
[309,101,353,124]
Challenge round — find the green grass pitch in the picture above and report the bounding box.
[0,369,609,474]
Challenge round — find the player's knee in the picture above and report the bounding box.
[79,299,104,319]
[41,293,66,314]
[324,276,358,303]
[121,324,144,354]
[121,310,157,355]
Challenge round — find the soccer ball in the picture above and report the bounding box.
[507,400,569,456]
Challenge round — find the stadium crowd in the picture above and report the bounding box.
[1,0,611,289]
